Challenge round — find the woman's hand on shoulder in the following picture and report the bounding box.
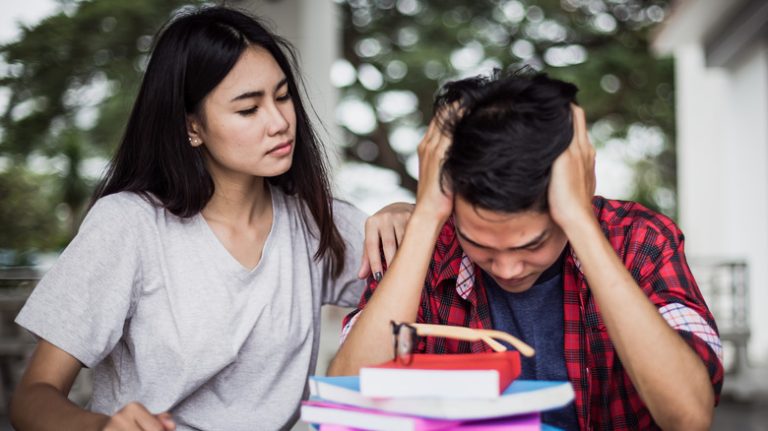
[358,202,415,280]
[102,404,175,431]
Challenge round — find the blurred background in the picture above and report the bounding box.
[0,0,766,429]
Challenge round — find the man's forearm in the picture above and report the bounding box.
[328,211,445,376]
[563,215,714,431]
[10,382,109,431]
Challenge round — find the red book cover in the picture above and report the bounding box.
[359,351,521,399]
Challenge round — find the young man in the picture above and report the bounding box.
[329,73,723,430]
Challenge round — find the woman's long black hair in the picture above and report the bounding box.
[93,6,346,276]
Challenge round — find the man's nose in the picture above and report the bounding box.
[490,253,525,280]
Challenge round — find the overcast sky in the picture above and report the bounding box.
[1,0,59,45]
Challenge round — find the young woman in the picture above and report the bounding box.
[10,6,408,431]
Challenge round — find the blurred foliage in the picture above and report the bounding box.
[337,0,676,216]
[0,166,64,265]
[0,0,204,262]
[0,0,677,263]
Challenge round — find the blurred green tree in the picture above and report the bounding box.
[336,0,675,216]
[0,0,676,263]
[0,0,203,262]
[0,166,63,265]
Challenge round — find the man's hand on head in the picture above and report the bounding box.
[413,107,458,223]
[547,104,597,233]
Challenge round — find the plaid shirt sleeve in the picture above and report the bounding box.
[339,273,434,347]
[624,208,724,401]
[340,275,376,345]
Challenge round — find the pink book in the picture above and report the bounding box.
[451,414,541,430]
[317,413,540,430]
[303,400,541,431]
[302,400,462,431]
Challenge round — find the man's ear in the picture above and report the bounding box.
[186,115,204,147]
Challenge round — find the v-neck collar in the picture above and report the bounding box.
[195,185,281,277]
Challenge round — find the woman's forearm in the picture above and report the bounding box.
[11,382,109,431]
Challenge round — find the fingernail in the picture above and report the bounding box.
[374,272,382,282]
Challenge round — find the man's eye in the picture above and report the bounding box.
[237,107,258,116]
[525,242,544,251]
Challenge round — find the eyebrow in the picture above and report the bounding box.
[229,77,288,102]
[455,227,548,251]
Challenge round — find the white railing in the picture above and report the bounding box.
[689,258,750,375]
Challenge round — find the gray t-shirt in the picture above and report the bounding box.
[16,188,367,430]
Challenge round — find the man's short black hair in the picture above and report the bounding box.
[436,71,578,213]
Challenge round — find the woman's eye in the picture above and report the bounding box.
[237,107,258,116]
[276,92,291,102]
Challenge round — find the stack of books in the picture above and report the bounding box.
[301,352,574,431]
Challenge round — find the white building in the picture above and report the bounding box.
[652,0,768,376]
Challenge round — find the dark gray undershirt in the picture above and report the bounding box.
[483,256,579,430]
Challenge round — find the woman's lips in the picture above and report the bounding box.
[267,140,293,156]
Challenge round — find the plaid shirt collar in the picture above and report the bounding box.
[455,252,475,300]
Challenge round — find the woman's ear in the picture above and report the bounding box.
[186,115,204,147]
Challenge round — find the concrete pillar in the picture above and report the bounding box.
[674,44,729,255]
[721,42,768,363]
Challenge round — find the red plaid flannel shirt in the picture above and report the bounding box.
[343,197,723,430]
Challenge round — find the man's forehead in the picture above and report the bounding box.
[454,203,552,248]
[453,195,548,225]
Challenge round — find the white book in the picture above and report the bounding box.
[361,368,501,399]
[309,376,574,421]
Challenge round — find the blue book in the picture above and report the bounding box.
[309,376,574,421]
